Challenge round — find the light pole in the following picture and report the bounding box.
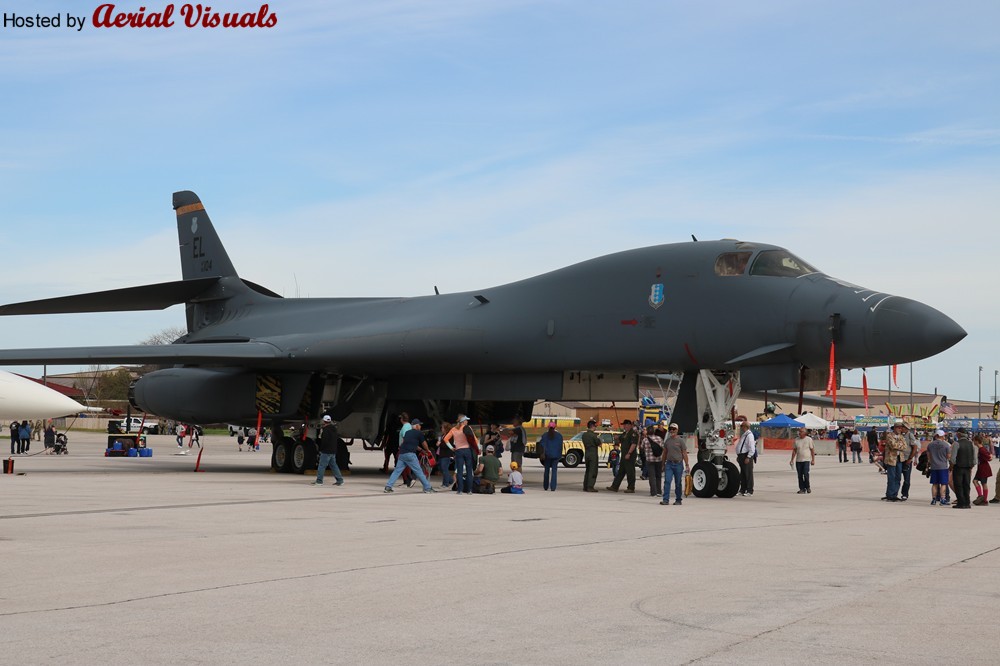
[978,366,983,419]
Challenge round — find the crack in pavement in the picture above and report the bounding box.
[0,515,878,618]
[676,543,1000,664]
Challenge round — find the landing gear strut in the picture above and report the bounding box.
[678,370,743,499]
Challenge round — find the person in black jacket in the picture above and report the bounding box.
[509,416,527,470]
[950,428,975,509]
[866,429,879,463]
[311,415,345,486]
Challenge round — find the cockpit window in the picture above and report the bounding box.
[749,250,818,277]
[714,252,752,276]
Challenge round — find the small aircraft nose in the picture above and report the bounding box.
[868,296,966,363]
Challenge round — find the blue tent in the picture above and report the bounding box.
[759,414,805,428]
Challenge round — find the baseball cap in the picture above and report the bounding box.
[587,419,597,427]
[322,415,332,422]
[668,423,679,430]
[457,414,469,423]
[935,429,945,437]
[622,419,632,425]
[410,418,422,426]
[485,444,494,452]
[510,461,519,470]
[547,421,557,428]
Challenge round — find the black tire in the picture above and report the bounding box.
[563,449,582,468]
[691,461,719,498]
[716,461,740,498]
[273,438,294,473]
[291,438,318,475]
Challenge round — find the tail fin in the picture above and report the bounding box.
[0,191,279,328]
[173,190,238,280]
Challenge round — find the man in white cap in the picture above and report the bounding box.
[926,429,951,505]
[311,415,345,486]
[660,423,689,505]
[475,443,503,493]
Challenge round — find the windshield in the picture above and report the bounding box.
[749,250,818,278]
[714,252,752,276]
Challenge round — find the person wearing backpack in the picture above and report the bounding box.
[641,425,664,497]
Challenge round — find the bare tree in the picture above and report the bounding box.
[140,326,187,346]
[132,326,187,374]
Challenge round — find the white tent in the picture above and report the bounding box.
[795,412,831,430]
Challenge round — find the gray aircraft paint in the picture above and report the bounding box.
[0,191,965,426]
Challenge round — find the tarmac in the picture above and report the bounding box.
[2,431,998,665]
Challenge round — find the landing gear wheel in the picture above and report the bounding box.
[563,450,582,468]
[691,461,719,498]
[716,461,740,498]
[291,438,318,475]
[272,438,294,473]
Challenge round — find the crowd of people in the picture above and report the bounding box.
[8,419,57,455]
[875,420,995,508]
[357,412,999,508]
[14,410,999,508]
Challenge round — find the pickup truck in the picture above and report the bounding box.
[524,429,622,468]
[109,417,160,435]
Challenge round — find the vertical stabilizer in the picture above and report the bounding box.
[173,191,238,280]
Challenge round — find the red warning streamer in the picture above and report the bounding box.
[892,364,898,388]
[862,370,869,410]
[825,342,837,410]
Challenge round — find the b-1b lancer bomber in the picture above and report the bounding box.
[0,191,965,491]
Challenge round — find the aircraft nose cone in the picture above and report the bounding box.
[869,297,966,363]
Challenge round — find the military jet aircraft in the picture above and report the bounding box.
[0,370,85,420]
[0,191,965,477]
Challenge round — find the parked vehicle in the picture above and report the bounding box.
[524,429,623,467]
[109,417,159,435]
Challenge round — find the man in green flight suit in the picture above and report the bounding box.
[606,419,638,493]
[582,419,602,492]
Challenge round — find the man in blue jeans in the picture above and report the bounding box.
[311,415,345,486]
[881,420,908,501]
[539,421,564,491]
[385,419,437,493]
[660,423,689,505]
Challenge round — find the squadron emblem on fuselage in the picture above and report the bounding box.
[649,283,664,309]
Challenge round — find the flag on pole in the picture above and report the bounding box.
[892,364,898,388]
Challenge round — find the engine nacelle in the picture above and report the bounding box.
[129,367,311,424]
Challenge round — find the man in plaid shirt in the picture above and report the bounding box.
[881,420,909,502]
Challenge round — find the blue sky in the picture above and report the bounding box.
[1,0,998,405]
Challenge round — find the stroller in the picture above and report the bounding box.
[49,432,69,455]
